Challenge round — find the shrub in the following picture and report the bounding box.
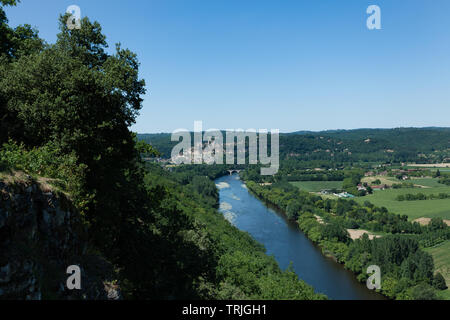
[433,273,448,290]
[0,139,86,200]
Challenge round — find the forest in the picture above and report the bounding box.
[139,127,450,163]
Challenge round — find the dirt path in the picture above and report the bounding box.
[413,217,450,226]
[347,229,382,240]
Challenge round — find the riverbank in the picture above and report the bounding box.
[216,174,385,300]
[244,180,381,291]
[243,179,446,300]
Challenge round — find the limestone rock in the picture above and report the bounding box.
[0,175,120,300]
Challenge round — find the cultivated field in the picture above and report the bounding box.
[354,178,450,220]
[408,163,450,168]
[413,217,450,226]
[409,178,443,188]
[346,229,381,240]
[361,175,399,186]
[289,181,343,192]
[406,165,450,173]
[425,241,450,300]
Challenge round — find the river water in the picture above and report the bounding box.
[216,174,385,300]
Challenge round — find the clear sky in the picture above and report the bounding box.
[5,0,450,133]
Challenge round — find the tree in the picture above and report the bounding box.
[429,217,447,231]
[0,0,44,143]
[134,134,160,157]
[0,11,148,254]
[189,175,219,206]
[433,273,448,290]
[286,199,302,220]
[372,179,381,185]
[0,2,14,57]
[0,0,19,5]
[323,223,349,243]
[410,283,437,300]
[401,250,434,283]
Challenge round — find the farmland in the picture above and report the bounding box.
[289,181,343,192]
[361,175,398,186]
[354,178,450,220]
[406,165,450,173]
[425,241,450,299]
[407,163,450,168]
[409,178,444,188]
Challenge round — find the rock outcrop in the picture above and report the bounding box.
[0,172,120,300]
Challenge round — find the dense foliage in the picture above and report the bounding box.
[138,128,450,164]
[396,193,450,201]
[439,174,450,186]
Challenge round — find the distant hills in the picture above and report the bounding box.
[138,127,450,162]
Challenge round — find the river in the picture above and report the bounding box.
[216,174,385,300]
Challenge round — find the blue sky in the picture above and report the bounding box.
[5,0,450,133]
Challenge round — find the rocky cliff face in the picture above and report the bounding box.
[0,172,120,300]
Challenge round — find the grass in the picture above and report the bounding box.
[405,165,450,172]
[361,175,399,186]
[354,178,450,220]
[289,181,343,192]
[437,289,450,300]
[0,170,66,195]
[432,168,450,172]
[0,170,30,184]
[425,241,450,300]
[409,178,446,188]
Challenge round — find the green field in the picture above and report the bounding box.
[354,178,450,220]
[425,241,450,300]
[361,175,398,186]
[289,181,343,192]
[405,165,450,173]
[409,178,445,188]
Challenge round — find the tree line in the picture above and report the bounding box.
[397,193,450,201]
